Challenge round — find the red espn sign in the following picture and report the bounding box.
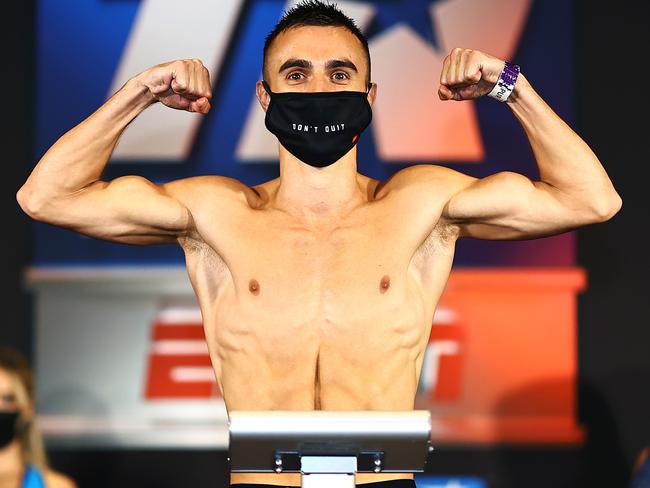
[145,308,220,399]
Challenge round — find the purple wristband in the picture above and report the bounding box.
[487,61,520,102]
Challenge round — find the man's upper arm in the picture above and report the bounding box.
[439,167,607,240]
[27,175,220,245]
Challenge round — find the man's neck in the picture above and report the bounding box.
[274,146,365,224]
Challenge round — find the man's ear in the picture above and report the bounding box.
[256,80,271,112]
[367,82,377,107]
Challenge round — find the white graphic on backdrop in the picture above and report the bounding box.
[108,0,245,160]
[370,24,484,161]
[431,0,532,61]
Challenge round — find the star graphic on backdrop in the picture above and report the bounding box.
[363,0,440,50]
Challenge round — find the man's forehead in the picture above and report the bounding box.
[269,26,365,65]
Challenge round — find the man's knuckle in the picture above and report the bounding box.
[172,60,187,74]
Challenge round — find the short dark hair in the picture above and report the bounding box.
[263,0,371,85]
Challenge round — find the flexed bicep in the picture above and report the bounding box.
[442,170,605,240]
[30,175,195,245]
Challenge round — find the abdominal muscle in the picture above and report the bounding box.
[207,279,438,486]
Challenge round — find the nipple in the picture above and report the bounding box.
[379,275,391,293]
[249,279,260,296]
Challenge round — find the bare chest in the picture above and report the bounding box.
[192,205,438,309]
[248,227,403,304]
[183,204,457,349]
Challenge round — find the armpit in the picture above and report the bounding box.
[413,220,459,261]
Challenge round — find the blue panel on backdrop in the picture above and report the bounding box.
[416,475,487,488]
[33,0,575,266]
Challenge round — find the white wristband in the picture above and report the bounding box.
[487,62,520,102]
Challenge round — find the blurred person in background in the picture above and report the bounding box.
[0,347,76,488]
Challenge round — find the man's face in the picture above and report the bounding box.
[261,25,371,96]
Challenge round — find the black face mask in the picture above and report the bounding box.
[0,411,19,449]
[262,80,373,168]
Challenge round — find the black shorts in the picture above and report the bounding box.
[230,480,417,488]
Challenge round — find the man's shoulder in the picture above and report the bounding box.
[163,174,269,207]
[375,164,472,198]
[164,174,254,193]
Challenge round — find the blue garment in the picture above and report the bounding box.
[22,465,46,488]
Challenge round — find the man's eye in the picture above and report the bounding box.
[333,72,349,80]
[287,72,303,80]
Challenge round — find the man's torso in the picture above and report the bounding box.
[175,167,460,485]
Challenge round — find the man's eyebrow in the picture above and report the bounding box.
[278,58,312,72]
[278,58,358,73]
[326,59,358,72]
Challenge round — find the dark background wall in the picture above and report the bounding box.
[2,1,647,487]
[1,3,33,356]
[575,0,649,485]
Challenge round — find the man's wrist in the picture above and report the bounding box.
[505,72,530,105]
[124,76,158,109]
[96,76,157,128]
[487,62,520,102]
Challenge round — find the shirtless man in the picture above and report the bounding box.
[16,1,621,486]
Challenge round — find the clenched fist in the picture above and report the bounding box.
[438,48,509,102]
[134,59,213,113]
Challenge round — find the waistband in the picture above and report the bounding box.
[230,479,417,488]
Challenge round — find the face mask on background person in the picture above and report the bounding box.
[0,410,20,449]
[262,79,373,168]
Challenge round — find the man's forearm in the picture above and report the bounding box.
[17,77,154,208]
[506,73,622,216]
